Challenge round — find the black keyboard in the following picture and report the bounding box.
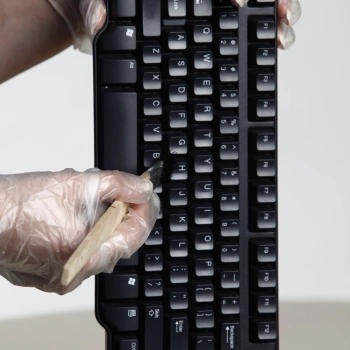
[93,0,278,349]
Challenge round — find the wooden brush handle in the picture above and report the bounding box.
[61,172,151,287]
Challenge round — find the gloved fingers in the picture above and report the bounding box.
[99,171,154,205]
[61,192,160,294]
[79,0,106,35]
[231,0,249,7]
[278,21,296,50]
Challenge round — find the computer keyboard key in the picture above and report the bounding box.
[189,100,213,121]
[215,138,239,160]
[101,303,138,332]
[142,42,162,64]
[140,303,163,349]
[166,261,189,284]
[215,216,239,237]
[255,72,276,92]
[192,255,214,277]
[142,0,161,37]
[256,209,277,229]
[218,319,240,350]
[218,11,238,30]
[99,56,136,85]
[193,24,213,43]
[171,158,188,180]
[216,268,240,289]
[192,151,214,173]
[190,177,213,199]
[217,88,239,108]
[192,0,212,17]
[116,252,138,267]
[167,29,187,50]
[166,236,189,258]
[191,333,215,350]
[165,209,188,232]
[256,183,276,203]
[193,50,213,70]
[190,125,213,147]
[164,132,188,154]
[217,243,239,263]
[256,268,277,288]
[189,203,214,225]
[141,121,162,142]
[190,281,214,302]
[143,276,163,297]
[168,0,187,17]
[143,250,163,272]
[252,17,276,39]
[140,145,162,168]
[167,55,188,76]
[164,183,188,206]
[101,272,138,300]
[192,306,214,329]
[215,61,238,83]
[145,224,163,246]
[254,45,276,66]
[251,317,277,341]
[252,292,277,314]
[215,164,239,186]
[191,229,214,251]
[100,24,136,51]
[256,157,276,177]
[215,189,239,212]
[110,0,136,18]
[142,94,162,116]
[167,288,189,310]
[141,68,162,90]
[117,337,139,350]
[168,107,188,128]
[253,239,277,263]
[169,315,189,350]
[215,292,240,315]
[255,129,276,151]
[216,35,239,55]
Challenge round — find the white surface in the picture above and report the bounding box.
[0,0,349,321]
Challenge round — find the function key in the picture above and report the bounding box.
[251,239,277,262]
[250,96,276,119]
[191,0,212,17]
[190,333,215,350]
[253,267,277,288]
[110,0,136,18]
[215,292,240,315]
[254,129,276,151]
[251,292,277,314]
[189,228,214,251]
[142,275,163,297]
[141,42,162,64]
[250,70,276,92]
[252,208,276,229]
[101,303,138,332]
[251,317,277,341]
[214,215,239,237]
[101,271,138,300]
[256,183,276,203]
[100,24,136,51]
[256,156,276,177]
[251,44,276,66]
[253,17,276,39]
[168,0,187,17]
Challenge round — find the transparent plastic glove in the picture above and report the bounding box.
[0,169,160,294]
[48,0,106,54]
[232,0,301,49]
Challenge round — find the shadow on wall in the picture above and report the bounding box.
[0,303,349,349]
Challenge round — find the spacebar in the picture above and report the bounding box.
[143,0,161,37]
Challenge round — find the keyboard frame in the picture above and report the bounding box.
[93,1,279,349]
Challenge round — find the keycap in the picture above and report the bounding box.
[192,151,214,173]
[255,267,277,288]
[167,288,189,310]
[190,177,214,199]
[256,209,277,229]
[145,224,163,246]
[190,281,214,302]
[165,209,188,232]
[168,315,189,350]
[217,113,239,134]
[256,183,276,203]
[166,29,187,50]
[171,158,188,180]
[168,107,188,128]
[191,255,214,277]
[215,60,238,83]
[217,88,239,108]
[140,120,162,142]
[189,100,213,121]
[142,275,163,297]
[142,250,163,272]
[215,164,239,186]
[256,17,276,39]
[255,71,276,91]
[143,0,161,36]
[139,145,162,168]
[191,333,215,350]
[142,94,162,116]
[110,0,136,18]
[165,236,189,257]
[252,292,277,314]
[101,303,138,332]
[215,138,239,160]
[141,42,162,63]
[189,228,213,251]
[166,55,188,76]
[214,215,239,237]
[192,75,213,96]
[216,243,239,263]
[168,0,187,17]
[252,239,277,262]
[115,336,139,350]
[251,317,277,341]
[192,49,213,69]
[167,81,188,103]
[216,267,240,289]
[217,319,240,350]
[101,271,138,300]
[255,129,276,151]
[164,183,188,206]
[192,23,213,43]
[215,189,239,211]
[190,125,213,147]
[192,0,212,16]
[141,68,162,90]
[254,45,276,66]
[163,132,188,154]
[100,24,136,51]
[216,35,238,55]
[215,292,240,315]
[99,56,136,85]
[140,303,163,348]
[189,203,214,225]
[191,306,214,328]
[166,261,189,284]
[256,157,276,177]
[218,11,238,30]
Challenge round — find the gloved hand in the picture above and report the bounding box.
[233,0,301,50]
[0,169,160,295]
[48,0,301,54]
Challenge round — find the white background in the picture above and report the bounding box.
[0,0,349,321]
